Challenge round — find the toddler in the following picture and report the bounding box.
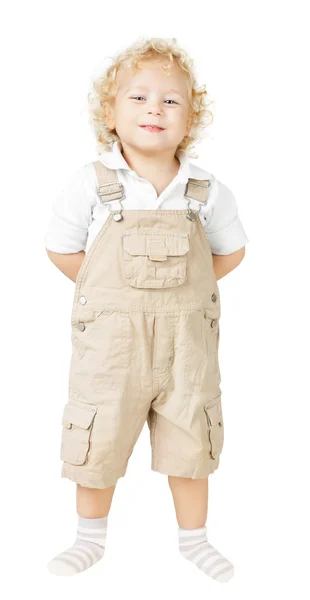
[45,37,249,582]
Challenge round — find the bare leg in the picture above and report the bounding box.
[168,475,208,528]
[169,475,234,582]
[76,483,117,518]
[47,483,117,575]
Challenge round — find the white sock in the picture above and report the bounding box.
[178,525,234,583]
[47,515,108,576]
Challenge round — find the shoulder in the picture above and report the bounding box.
[188,161,213,181]
[58,163,95,196]
[68,161,102,206]
[188,161,223,214]
[84,161,99,188]
[69,161,102,187]
[188,164,249,254]
[52,162,100,215]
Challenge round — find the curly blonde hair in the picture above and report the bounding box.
[88,37,214,158]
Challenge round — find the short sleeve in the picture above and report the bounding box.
[44,166,94,253]
[202,180,249,255]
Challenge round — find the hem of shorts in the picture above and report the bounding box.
[61,463,127,489]
[151,453,220,478]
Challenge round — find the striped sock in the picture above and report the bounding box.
[178,525,234,583]
[47,515,108,576]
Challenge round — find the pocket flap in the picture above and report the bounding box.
[122,231,189,257]
[71,309,105,328]
[62,401,97,429]
[204,395,223,426]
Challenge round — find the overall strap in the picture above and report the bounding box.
[185,178,211,204]
[184,178,211,220]
[93,161,124,203]
[92,160,211,222]
[92,161,125,221]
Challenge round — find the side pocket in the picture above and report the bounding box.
[204,394,224,459]
[71,308,111,359]
[60,399,98,466]
[71,333,87,359]
[203,315,220,372]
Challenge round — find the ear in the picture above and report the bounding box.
[185,110,193,136]
[103,102,115,130]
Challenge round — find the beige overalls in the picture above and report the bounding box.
[60,161,224,489]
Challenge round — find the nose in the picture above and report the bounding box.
[148,109,162,116]
[147,102,162,115]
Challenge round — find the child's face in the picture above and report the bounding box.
[106,59,192,154]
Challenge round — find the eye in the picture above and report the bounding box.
[130,97,178,104]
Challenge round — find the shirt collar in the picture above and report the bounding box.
[98,140,199,184]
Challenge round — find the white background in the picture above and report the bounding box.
[1,0,310,598]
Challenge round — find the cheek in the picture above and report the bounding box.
[169,109,189,129]
[116,105,139,127]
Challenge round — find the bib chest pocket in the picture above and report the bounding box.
[122,229,190,289]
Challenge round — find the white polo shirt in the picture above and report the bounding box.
[44,141,249,255]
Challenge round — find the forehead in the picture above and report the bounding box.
[116,59,189,96]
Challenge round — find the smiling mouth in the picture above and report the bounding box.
[139,125,165,132]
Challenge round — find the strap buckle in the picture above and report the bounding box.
[184,178,211,204]
[97,181,125,203]
[184,178,211,221]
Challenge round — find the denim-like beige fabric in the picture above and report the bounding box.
[60,166,224,489]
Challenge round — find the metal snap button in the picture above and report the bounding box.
[77,322,86,331]
[79,296,87,305]
[210,319,216,328]
[211,293,217,302]
[64,422,72,429]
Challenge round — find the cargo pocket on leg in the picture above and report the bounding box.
[204,394,224,459]
[60,400,98,466]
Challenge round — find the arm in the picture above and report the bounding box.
[44,165,95,282]
[212,246,246,281]
[46,245,246,284]
[202,179,249,280]
[46,249,85,283]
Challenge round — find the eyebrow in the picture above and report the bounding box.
[124,86,185,98]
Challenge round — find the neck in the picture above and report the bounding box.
[120,142,181,183]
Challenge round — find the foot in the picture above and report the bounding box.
[178,525,234,583]
[47,515,108,576]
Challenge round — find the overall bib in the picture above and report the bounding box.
[60,161,223,489]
